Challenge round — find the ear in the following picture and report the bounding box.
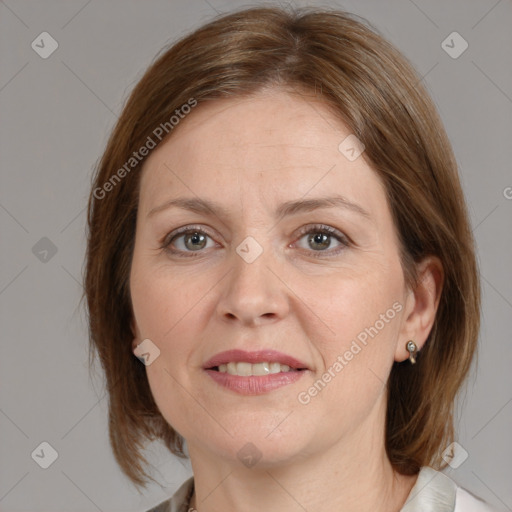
[395,255,444,362]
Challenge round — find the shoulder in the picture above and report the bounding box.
[401,467,497,512]
[144,477,194,512]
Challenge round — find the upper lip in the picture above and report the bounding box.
[203,349,309,370]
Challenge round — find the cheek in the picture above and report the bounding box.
[300,263,403,348]
[130,261,216,342]
[130,261,221,420]
[294,283,401,439]
[131,269,210,437]
[301,263,403,397]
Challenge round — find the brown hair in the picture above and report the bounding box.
[84,6,480,489]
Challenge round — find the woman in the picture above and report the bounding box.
[84,6,496,511]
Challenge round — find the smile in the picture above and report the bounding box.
[216,361,300,376]
[203,349,309,395]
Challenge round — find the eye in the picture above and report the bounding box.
[162,223,350,258]
[293,224,349,257]
[163,226,217,256]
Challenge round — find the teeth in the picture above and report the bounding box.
[252,362,270,376]
[217,362,294,376]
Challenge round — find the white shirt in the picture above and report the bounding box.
[146,466,498,511]
[401,466,498,511]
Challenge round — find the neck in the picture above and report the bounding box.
[187,396,418,512]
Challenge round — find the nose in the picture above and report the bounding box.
[215,241,290,326]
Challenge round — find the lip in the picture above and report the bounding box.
[203,349,308,370]
[205,369,306,395]
[203,349,309,396]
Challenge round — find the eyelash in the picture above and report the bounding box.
[161,224,350,259]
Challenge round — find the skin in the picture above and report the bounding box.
[129,88,443,512]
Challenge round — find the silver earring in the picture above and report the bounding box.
[406,340,418,364]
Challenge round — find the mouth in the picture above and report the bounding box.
[204,349,309,374]
[210,361,307,376]
[203,349,309,395]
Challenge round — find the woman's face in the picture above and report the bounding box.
[130,89,414,467]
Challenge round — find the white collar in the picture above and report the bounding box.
[401,466,457,511]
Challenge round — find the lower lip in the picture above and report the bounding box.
[204,369,306,395]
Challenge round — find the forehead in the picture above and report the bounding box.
[138,89,385,215]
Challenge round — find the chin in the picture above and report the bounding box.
[187,417,318,469]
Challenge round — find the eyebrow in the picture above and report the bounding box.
[147,195,371,220]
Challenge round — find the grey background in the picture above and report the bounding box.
[1,0,511,510]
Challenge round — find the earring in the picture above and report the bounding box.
[406,340,418,364]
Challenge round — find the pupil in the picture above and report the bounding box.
[186,232,206,250]
[309,232,330,250]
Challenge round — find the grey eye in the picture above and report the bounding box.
[306,232,332,251]
[170,231,215,252]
